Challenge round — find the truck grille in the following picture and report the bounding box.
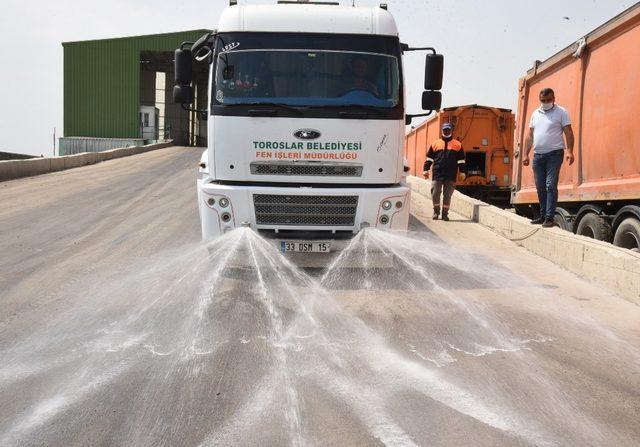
[253,194,358,226]
[250,162,362,177]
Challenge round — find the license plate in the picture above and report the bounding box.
[280,241,331,253]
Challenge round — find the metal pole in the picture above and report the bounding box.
[53,127,56,157]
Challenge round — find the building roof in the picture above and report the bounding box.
[62,29,211,46]
[218,3,398,36]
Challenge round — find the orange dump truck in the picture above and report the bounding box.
[405,105,515,207]
[512,3,640,250]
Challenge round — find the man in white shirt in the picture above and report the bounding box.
[521,88,575,227]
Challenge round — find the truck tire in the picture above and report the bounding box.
[576,213,612,242]
[553,208,572,231]
[613,217,640,251]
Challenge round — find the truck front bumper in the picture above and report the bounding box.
[197,180,410,241]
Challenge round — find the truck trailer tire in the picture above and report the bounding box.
[553,208,573,231]
[576,213,612,242]
[613,217,640,251]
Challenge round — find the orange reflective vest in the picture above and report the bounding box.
[423,138,466,181]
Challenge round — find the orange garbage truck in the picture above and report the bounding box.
[512,3,640,250]
[405,104,515,207]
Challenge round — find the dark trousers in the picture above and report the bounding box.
[431,180,456,213]
[532,150,564,220]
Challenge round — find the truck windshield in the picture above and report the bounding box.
[214,50,399,108]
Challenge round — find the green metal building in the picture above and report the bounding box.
[62,30,211,153]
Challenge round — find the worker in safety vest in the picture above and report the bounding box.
[422,123,467,221]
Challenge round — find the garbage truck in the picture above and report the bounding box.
[405,105,515,208]
[512,3,640,250]
[174,0,444,251]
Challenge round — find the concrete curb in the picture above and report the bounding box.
[0,141,174,182]
[408,175,640,303]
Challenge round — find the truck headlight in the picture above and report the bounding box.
[382,200,392,210]
[380,215,389,225]
[221,212,231,223]
[219,197,230,208]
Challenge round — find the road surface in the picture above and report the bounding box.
[1,146,639,446]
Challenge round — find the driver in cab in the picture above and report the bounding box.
[345,57,379,96]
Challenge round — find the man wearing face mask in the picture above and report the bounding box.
[422,123,466,221]
[520,88,575,227]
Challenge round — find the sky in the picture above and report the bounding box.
[0,0,634,156]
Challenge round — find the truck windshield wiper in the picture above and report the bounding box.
[308,104,385,115]
[245,102,307,114]
[340,104,385,115]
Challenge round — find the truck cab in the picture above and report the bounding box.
[174,1,443,245]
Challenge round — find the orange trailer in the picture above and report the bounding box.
[405,105,515,207]
[512,3,640,250]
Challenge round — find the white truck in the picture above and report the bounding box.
[174,0,443,251]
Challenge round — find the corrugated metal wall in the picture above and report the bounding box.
[59,137,146,155]
[63,30,210,139]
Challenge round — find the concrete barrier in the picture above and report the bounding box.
[50,157,65,172]
[119,147,139,157]
[0,161,20,179]
[0,158,52,179]
[0,141,173,182]
[99,148,123,161]
[408,175,640,303]
[63,154,86,170]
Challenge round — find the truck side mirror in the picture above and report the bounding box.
[422,91,442,111]
[425,53,444,90]
[173,84,193,104]
[174,48,193,104]
[175,48,193,85]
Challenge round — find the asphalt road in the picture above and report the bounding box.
[1,146,639,447]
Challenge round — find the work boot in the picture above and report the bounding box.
[442,211,450,222]
[530,217,545,225]
[432,209,440,220]
[542,219,558,228]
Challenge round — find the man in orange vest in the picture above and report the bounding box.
[422,123,467,221]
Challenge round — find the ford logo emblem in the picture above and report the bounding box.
[294,129,321,140]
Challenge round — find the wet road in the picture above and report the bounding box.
[1,146,639,446]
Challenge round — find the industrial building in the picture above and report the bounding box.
[61,30,211,155]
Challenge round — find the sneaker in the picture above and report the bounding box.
[530,217,545,225]
[542,219,558,228]
[442,212,450,222]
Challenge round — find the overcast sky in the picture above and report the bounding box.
[0,0,634,156]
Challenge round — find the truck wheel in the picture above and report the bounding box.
[613,217,640,251]
[553,208,572,231]
[576,213,612,242]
